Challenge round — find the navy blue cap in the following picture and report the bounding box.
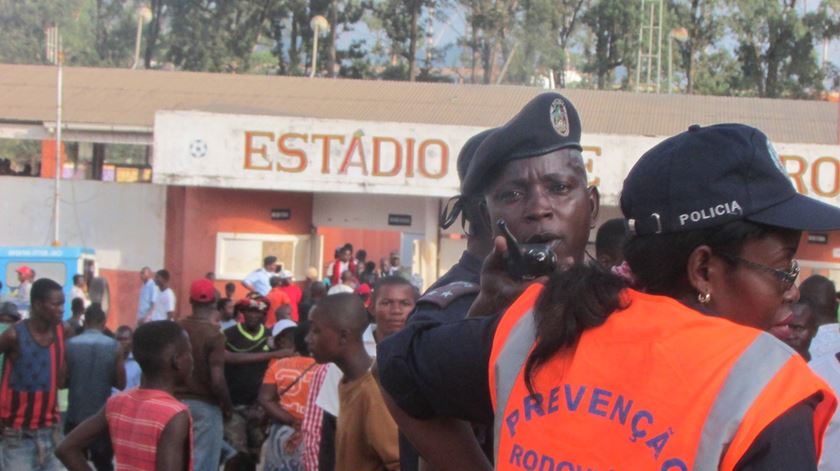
[458,128,496,192]
[461,93,582,196]
[440,128,496,229]
[621,123,840,235]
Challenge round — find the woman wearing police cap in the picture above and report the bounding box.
[378,123,840,470]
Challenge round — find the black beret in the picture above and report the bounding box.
[458,128,495,194]
[462,93,582,196]
[440,128,497,229]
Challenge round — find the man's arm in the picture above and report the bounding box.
[156,410,191,471]
[366,388,404,471]
[166,292,176,321]
[55,408,109,471]
[209,335,234,416]
[0,324,18,357]
[257,383,299,426]
[242,270,257,292]
[224,348,293,365]
[381,390,490,471]
[113,344,126,390]
[140,299,156,324]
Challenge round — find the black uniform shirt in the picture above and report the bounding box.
[400,250,484,471]
[409,250,482,325]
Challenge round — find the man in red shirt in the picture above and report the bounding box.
[57,320,193,471]
[266,277,292,328]
[278,271,302,322]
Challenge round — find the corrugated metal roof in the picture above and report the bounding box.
[0,63,837,144]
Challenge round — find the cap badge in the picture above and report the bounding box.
[550,98,570,137]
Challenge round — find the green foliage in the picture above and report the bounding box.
[729,1,825,98]
[0,0,137,67]
[1,0,839,100]
[581,0,640,89]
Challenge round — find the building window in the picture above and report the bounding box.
[216,232,312,280]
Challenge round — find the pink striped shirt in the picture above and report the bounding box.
[302,364,329,471]
[106,389,192,471]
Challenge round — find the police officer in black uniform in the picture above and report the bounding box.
[398,127,495,471]
[388,92,599,470]
[410,128,496,323]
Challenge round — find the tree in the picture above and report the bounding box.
[166,0,276,72]
[582,0,640,89]
[143,0,168,68]
[459,0,520,84]
[372,0,443,81]
[549,0,587,87]
[669,0,723,94]
[306,0,366,77]
[0,0,137,67]
[728,0,824,98]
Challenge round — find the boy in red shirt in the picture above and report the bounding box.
[56,321,194,471]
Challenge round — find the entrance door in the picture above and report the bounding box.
[401,233,425,275]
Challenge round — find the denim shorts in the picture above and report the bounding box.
[183,399,223,471]
[1,425,64,471]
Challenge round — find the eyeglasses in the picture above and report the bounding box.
[716,252,800,291]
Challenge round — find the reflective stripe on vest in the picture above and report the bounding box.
[492,307,536,460]
[492,309,793,468]
[694,332,791,469]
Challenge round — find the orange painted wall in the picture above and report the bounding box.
[40,140,67,178]
[165,186,314,315]
[318,227,402,272]
[99,268,140,331]
[797,231,840,261]
[797,231,840,281]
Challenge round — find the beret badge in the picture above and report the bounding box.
[550,98,570,137]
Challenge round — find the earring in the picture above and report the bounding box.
[697,292,711,304]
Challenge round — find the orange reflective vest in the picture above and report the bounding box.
[489,284,836,471]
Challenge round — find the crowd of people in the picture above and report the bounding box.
[2,91,840,470]
[0,240,419,471]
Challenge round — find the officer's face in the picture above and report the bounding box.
[483,149,598,263]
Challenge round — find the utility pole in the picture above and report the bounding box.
[635,0,664,93]
[46,26,63,246]
[310,15,330,78]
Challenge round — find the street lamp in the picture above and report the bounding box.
[310,15,330,78]
[132,5,153,69]
[668,27,689,94]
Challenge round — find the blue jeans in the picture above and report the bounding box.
[183,399,223,471]
[1,426,64,471]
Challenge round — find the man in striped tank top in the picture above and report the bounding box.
[0,278,69,471]
[57,320,194,470]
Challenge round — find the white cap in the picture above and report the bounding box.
[271,319,298,337]
[279,269,294,280]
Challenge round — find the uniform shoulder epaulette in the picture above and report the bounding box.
[417,281,480,309]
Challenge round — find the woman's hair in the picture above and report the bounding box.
[525,265,626,393]
[525,220,794,392]
[624,220,781,297]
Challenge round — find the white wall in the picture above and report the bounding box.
[0,176,166,271]
[313,193,434,234]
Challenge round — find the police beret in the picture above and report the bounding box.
[461,93,582,196]
[440,128,496,229]
[458,128,495,194]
